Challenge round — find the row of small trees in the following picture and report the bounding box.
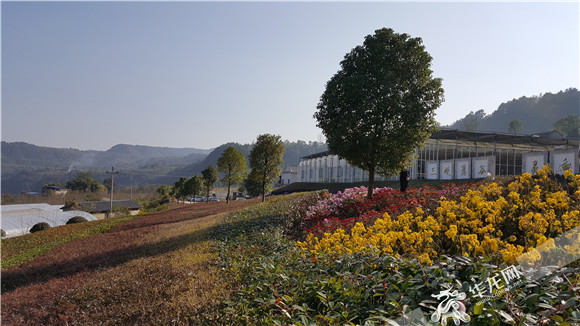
[170,28,447,203]
[169,134,285,204]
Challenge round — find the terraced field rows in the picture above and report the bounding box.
[1,200,260,325]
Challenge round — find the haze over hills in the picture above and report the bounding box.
[446,88,579,134]
[2,88,578,195]
[1,142,211,194]
[1,140,327,194]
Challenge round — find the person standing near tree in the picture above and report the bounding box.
[399,168,410,192]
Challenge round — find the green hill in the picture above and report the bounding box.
[447,88,579,135]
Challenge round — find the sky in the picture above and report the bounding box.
[1,1,578,151]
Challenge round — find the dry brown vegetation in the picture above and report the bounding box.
[1,199,261,325]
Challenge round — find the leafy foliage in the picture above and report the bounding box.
[202,165,219,200]
[29,222,51,233]
[65,172,105,192]
[299,165,580,265]
[217,146,247,203]
[202,190,580,325]
[156,184,173,199]
[314,28,444,198]
[553,114,580,138]
[508,119,522,134]
[66,216,88,224]
[248,134,285,202]
[2,216,135,271]
[187,175,205,198]
[448,88,579,134]
[463,110,486,131]
[173,176,189,202]
[1,200,260,324]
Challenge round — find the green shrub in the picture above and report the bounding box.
[142,199,169,213]
[1,229,6,237]
[284,190,325,240]
[198,191,580,325]
[66,216,88,224]
[29,222,51,233]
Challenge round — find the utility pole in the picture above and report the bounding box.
[106,167,119,218]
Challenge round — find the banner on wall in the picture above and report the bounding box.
[455,158,471,180]
[426,161,439,180]
[522,152,548,175]
[440,160,454,180]
[472,156,495,179]
[551,150,578,174]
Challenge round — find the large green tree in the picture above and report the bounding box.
[185,175,204,202]
[248,134,285,202]
[314,28,444,198]
[156,185,173,201]
[173,177,189,203]
[217,146,247,204]
[201,165,219,202]
[243,170,266,198]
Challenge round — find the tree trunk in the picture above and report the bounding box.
[226,183,231,204]
[261,182,266,202]
[367,166,375,199]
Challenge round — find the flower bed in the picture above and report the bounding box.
[302,182,478,238]
[299,166,580,265]
[207,188,580,325]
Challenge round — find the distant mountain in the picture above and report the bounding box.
[446,88,579,134]
[171,140,328,179]
[1,140,327,194]
[1,142,211,194]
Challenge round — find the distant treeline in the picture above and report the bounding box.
[446,88,579,135]
[1,140,327,194]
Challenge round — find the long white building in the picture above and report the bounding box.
[299,129,580,183]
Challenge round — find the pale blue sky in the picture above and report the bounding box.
[1,1,578,150]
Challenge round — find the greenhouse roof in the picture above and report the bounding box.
[301,129,579,160]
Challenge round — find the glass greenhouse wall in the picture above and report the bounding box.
[299,130,579,183]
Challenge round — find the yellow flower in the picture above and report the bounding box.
[445,225,458,240]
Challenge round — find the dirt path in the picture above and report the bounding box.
[1,199,260,325]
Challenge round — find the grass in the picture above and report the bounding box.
[195,184,580,325]
[7,179,576,325]
[1,199,261,325]
[1,215,135,270]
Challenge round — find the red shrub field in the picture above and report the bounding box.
[302,183,477,237]
[1,199,260,325]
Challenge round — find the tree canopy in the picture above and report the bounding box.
[248,134,285,202]
[553,114,580,138]
[173,177,189,203]
[508,119,523,134]
[462,110,486,132]
[186,175,205,200]
[66,172,104,192]
[201,165,219,202]
[217,146,247,204]
[447,88,579,134]
[314,28,444,198]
